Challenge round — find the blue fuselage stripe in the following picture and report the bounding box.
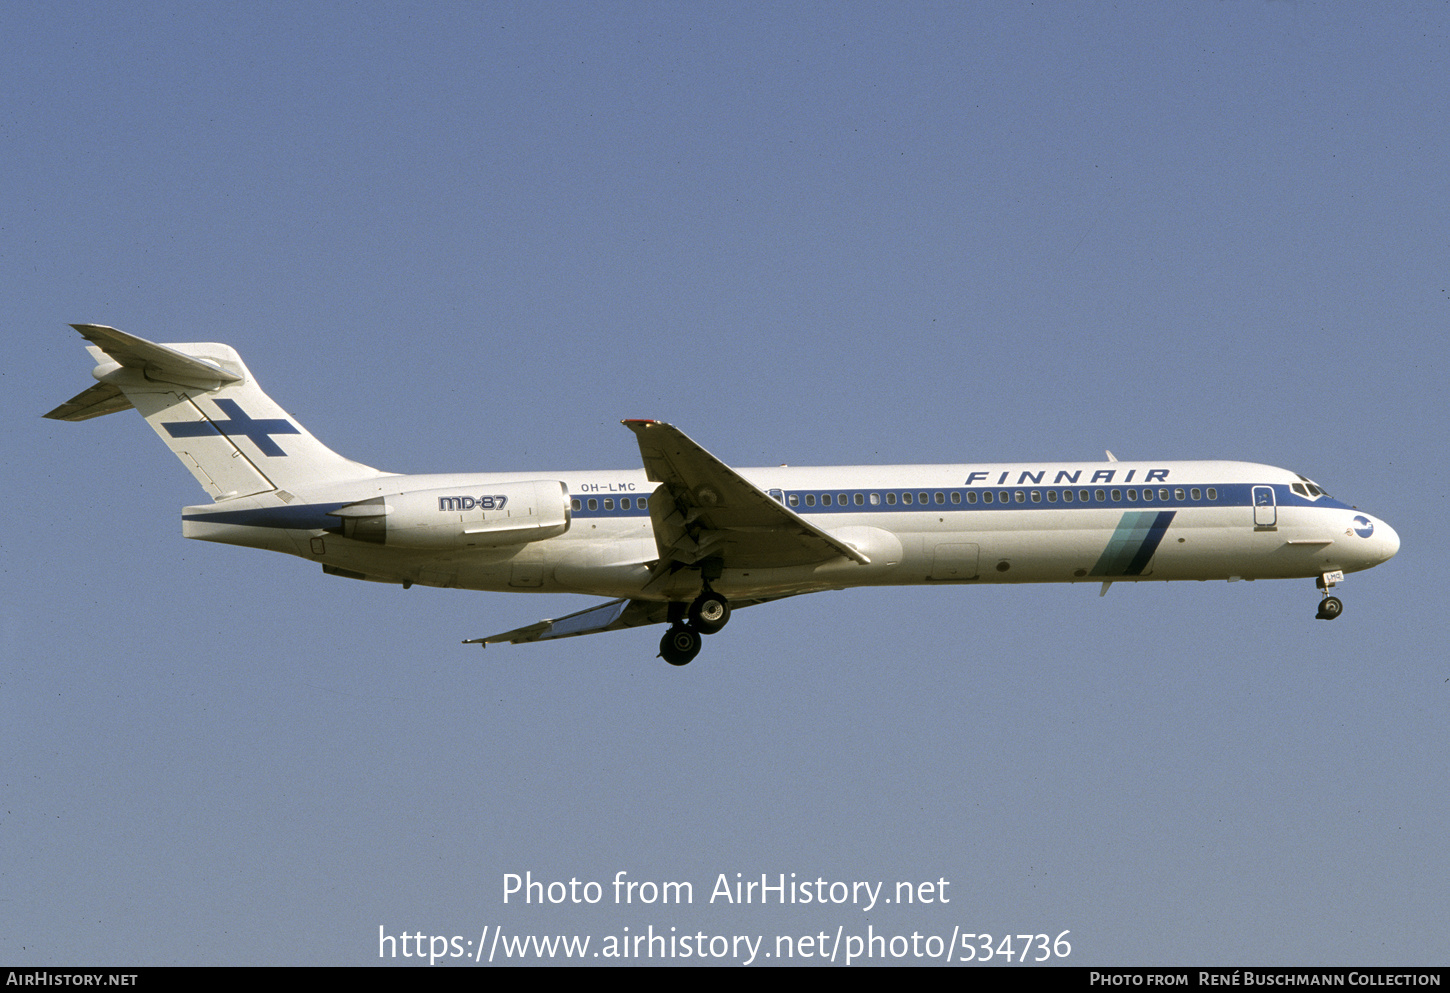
[181,483,1342,534]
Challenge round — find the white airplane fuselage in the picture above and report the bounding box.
[181,460,1399,602]
[47,325,1398,664]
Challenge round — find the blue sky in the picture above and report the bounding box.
[4,2,1446,966]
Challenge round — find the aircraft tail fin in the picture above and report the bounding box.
[46,324,386,501]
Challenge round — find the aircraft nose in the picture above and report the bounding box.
[1376,518,1400,563]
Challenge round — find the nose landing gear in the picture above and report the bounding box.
[1315,571,1344,621]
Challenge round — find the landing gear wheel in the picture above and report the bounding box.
[659,625,702,666]
[1316,596,1343,621]
[689,592,731,635]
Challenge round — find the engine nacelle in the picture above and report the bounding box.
[328,479,571,549]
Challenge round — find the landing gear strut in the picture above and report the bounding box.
[1315,571,1344,621]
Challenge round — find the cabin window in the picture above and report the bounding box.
[1062,489,1073,503]
[1031,490,1041,503]
[805,494,816,507]
[982,491,994,504]
[638,497,648,509]
[869,492,880,505]
[604,498,613,510]
[822,494,832,506]
[902,492,913,505]
[950,491,961,504]
[1159,488,1169,501]
[1046,490,1057,502]
[934,492,944,504]
[1142,488,1153,501]
[919,492,930,504]
[1174,488,1185,501]
[588,498,598,511]
[1111,489,1122,501]
[854,493,864,506]
[571,498,582,511]
[966,491,978,504]
[885,492,896,505]
[1190,488,1201,500]
[788,494,799,507]
[1206,488,1217,500]
[1127,489,1138,501]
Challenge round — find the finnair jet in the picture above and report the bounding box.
[47,325,1399,665]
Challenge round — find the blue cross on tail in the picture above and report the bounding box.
[163,399,300,457]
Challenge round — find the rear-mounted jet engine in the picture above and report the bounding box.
[328,479,571,549]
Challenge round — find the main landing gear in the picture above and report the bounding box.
[1315,571,1344,621]
[658,589,732,666]
[659,624,702,666]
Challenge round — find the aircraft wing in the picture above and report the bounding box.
[623,419,869,569]
[466,595,786,646]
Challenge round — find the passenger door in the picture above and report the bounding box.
[1253,486,1277,528]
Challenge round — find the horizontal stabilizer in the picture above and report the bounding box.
[45,324,241,422]
[44,382,134,421]
[71,323,243,390]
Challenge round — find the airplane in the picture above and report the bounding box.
[46,324,1400,666]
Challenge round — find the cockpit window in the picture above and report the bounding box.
[1295,474,1332,499]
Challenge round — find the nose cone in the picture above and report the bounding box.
[1374,518,1400,564]
[1337,512,1398,573]
[1350,513,1399,568]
